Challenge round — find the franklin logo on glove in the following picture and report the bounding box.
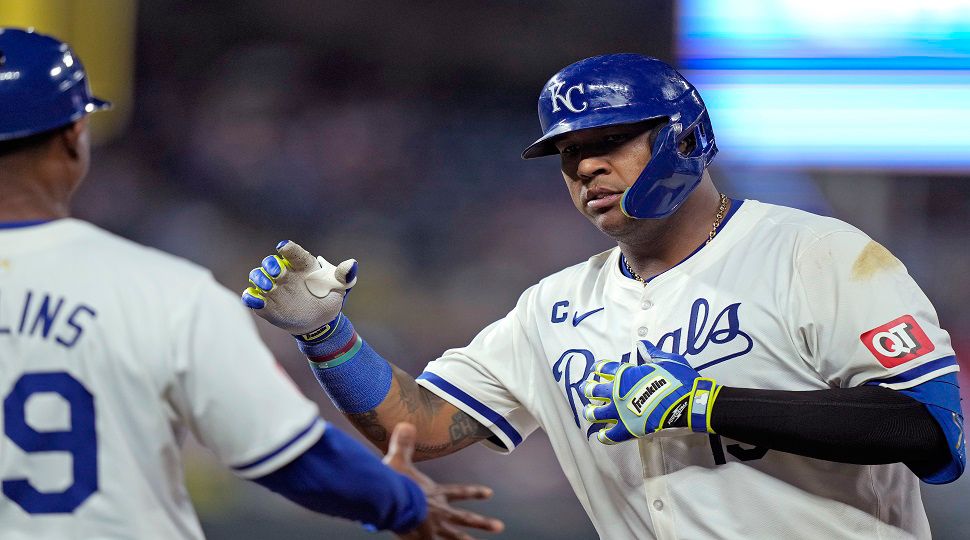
[628,376,669,416]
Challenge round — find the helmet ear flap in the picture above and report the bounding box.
[692,110,717,159]
[655,120,699,159]
[650,122,679,156]
[678,128,698,158]
[675,113,714,159]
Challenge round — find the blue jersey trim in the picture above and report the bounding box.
[417,372,523,448]
[863,356,958,387]
[0,219,53,229]
[620,198,745,283]
[232,417,323,473]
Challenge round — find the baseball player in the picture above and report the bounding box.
[244,54,965,539]
[0,28,504,540]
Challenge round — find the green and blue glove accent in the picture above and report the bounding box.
[583,341,721,445]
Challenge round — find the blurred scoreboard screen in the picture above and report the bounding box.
[677,0,970,170]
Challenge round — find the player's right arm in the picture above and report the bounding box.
[177,257,502,537]
[242,241,492,460]
[349,364,495,459]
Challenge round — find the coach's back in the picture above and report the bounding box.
[0,219,320,539]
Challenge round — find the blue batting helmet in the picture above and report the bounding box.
[0,27,111,142]
[522,54,717,219]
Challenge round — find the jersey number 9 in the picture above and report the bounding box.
[2,372,98,514]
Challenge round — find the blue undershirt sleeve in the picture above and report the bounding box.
[896,373,966,484]
[251,422,427,533]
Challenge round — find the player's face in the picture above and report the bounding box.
[556,123,654,236]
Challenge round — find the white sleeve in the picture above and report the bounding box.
[417,289,541,454]
[791,230,958,390]
[169,274,323,478]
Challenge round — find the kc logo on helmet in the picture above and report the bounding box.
[549,81,588,113]
[860,315,935,368]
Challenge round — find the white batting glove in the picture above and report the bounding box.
[242,240,358,340]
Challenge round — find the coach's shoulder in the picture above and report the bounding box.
[72,219,212,280]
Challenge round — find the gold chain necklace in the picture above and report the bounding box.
[623,193,729,284]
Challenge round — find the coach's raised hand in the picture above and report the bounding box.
[243,240,358,340]
[386,424,504,540]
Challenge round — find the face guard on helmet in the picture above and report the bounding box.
[0,27,111,142]
[522,53,717,219]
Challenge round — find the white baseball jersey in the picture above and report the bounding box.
[418,200,959,539]
[0,219,322,539]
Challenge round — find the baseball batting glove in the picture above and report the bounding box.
[242,240,358,341]
[583,341,721,445]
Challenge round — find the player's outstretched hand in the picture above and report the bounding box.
[385,423,504,540]
[241,240,357,339]
[583,341,721,444]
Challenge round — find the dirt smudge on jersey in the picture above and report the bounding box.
[851,241,901,281]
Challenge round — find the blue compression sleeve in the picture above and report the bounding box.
[297,315,394,413]
[252,423,427,533]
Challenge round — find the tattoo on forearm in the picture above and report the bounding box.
[348,410,388,443]
[415,440,454,455]
[448,410,492,444]
[414,411,493,459]
[394,367,440,417]
[396,370,423,415]
[348,365,493,458]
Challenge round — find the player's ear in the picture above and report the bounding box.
[56,118,88,160]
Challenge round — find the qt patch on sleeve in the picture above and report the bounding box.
[860,315,935,368]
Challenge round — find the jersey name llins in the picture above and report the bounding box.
[0,289,96,349]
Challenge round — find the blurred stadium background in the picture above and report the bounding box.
[3,0,970,538]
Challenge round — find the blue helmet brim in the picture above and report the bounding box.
[521,112,667,160]
[86,96,113,113]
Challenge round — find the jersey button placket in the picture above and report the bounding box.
[638,438,677,540]
[633,294,654,357]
